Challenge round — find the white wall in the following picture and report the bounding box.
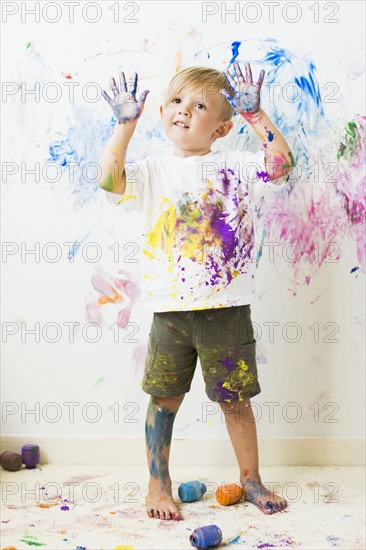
[2,2,365,450]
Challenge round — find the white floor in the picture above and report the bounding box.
[1,465,365,549]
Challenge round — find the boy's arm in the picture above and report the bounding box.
[97,121,137,194]
[222,62,295,183]
[242,108,295,182]
[97,71,149,195]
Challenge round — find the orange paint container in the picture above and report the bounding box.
[215,483,244,506]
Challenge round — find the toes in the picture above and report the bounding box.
[261,501,275,514]
[172,511,183,521]
[163,510,172,520]
[147,508,154,518]
[154,510,160,519]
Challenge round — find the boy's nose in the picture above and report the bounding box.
[178,106,190,116]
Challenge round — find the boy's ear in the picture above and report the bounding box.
[159,105,163,118]
[213,120,234,140]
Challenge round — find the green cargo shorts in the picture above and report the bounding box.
[141,305,261,403]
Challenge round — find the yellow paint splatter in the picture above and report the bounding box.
[222,358,256,397]
[115,546,134,550]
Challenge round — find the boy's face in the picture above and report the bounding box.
[160,83,233,157]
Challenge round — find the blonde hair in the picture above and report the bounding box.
[163,66,235,121]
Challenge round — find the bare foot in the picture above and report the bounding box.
[241,474,287,515]
[145,479,183,521]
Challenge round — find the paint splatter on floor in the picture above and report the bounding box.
[1,465,364,549]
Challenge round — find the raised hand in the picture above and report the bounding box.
[221,62,265,116]
[102,71,149,124]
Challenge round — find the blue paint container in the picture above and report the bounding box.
[178,480,207,502]
[190,525,223,549]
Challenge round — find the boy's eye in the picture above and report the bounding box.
[172,98,181,103]
[196,103,206,110]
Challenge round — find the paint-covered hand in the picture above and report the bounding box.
[102,71,149,124]
[221,62,265,115]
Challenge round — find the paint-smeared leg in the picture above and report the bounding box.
[220,399,287,515]
[145,395,185,520]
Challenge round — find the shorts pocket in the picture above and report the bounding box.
[227,339,256,360]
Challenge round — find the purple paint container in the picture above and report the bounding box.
[21,444,40,469]
[190,525,223,549]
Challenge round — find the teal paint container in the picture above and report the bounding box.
[178,480,207,502]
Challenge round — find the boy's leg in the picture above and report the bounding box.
[220,399,288,515]
[145,394,185,521]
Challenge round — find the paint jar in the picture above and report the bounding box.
[178,480,207,503]
[189,525,222,549]
[0,451,23,471]
[21,444,40,469]
[215,483,244,506]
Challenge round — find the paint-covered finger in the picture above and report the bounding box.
[110,77,119,98]
[245,63,253,84]
[101,90,112,105]
[256,69,265,88]
[137,89,150,107]
[131,72,138,96]
[234,62,245,81]
[119,71,127,93]
[223,69,236,88]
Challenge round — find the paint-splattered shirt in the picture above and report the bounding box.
[104,149,289,312]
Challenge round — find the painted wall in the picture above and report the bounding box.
[2,1,365,441]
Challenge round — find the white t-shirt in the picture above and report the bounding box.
[104,149,290,312]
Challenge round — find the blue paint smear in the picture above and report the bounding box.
[295,70,321,108]
[228,535,241,544]
[350,266,359,273]
[67,230,93,261]
[48,137,75,167]
[146,126,163,140]
[230,41,241,64]
[47,116,116,208]
[255,229,267,268]
[261,46,324,121]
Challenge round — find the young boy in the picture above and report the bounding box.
[99,63,294,520]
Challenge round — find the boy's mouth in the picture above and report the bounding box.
[174,120,189,129]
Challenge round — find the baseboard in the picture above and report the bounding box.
[1,436,364,466]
